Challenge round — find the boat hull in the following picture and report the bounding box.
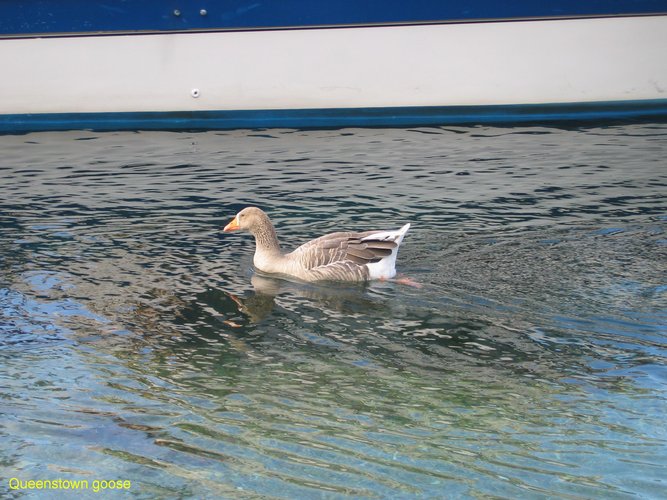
[2,16,667,131]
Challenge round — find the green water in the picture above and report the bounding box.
[1,125,666,498]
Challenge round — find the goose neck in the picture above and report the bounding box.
[253,223,281,255]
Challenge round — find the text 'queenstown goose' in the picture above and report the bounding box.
[223,207,410,282]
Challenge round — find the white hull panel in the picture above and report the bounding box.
[1,16,666,122]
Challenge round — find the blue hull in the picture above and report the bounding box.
[3,100,667,133]
[1,0,666,37]
[2,2,666,132]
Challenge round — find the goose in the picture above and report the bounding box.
[223,207,410,282]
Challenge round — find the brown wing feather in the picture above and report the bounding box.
[286,231,398,270]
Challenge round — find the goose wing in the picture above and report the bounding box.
[287,231,398,270]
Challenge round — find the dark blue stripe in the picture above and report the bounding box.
[2,100,667,133]
[1,0,666,36]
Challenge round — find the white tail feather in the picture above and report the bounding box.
[363,223,411,280]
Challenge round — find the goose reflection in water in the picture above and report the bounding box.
[225,273,391,325]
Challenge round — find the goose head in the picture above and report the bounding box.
[223,206,271,234]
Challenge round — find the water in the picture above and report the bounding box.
[1,125,666,499]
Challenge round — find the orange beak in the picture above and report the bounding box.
[223,216,240,232]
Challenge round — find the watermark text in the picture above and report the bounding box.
[8,477,131,493]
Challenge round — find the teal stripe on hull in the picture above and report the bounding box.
[2,100,667,133]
